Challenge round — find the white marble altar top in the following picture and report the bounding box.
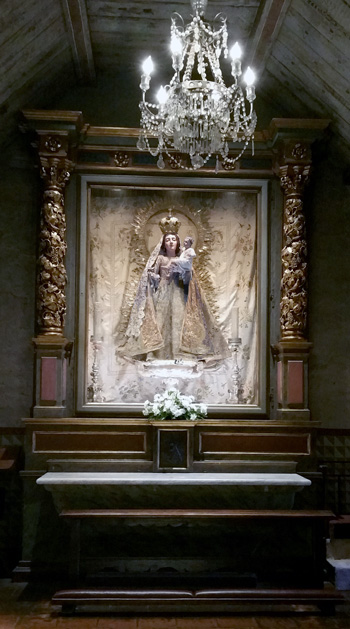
[37,472,311,487]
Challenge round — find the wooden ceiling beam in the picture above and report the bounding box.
[247,0,291,76]
[61,0,95,83]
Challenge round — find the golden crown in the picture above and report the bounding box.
[159,209,181,234]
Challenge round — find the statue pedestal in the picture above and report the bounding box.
[140,359,203,379]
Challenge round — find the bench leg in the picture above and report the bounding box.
[62,603,76,615]
[311,519,327,588]
[69,519,81,584]
[317,602,336,616]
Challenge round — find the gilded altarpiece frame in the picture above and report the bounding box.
[77,175,268,416]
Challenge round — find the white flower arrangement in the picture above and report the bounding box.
[143,387,207,421]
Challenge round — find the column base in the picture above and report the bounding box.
[33,336,72,418]
[276,409,311,422]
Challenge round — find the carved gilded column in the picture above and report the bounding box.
[274,145,312,420]
[31,134,75,417]
[20,113,83,417]
[38,153,73,335]
[279,163,310,341]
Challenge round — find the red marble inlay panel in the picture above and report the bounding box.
[40,357,57,402]
[62,357,67,402]
[288,360,304,405]
[277,360,282,405]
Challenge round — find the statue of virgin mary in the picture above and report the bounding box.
[118,212,229,363]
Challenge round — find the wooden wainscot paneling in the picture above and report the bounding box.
[33,430,147,454]
[197,431,311,458]
[23,419,153,469]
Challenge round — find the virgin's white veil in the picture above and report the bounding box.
[124,238,162,339]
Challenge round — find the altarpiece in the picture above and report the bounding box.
[15,112,332,591]
[79,177,267,414]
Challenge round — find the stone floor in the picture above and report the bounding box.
[1,581,350,629]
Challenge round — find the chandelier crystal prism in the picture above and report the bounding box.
[137,0,257,171]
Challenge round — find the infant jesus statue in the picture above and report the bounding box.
[174,235,196,285]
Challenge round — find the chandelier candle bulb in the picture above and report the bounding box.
[171,36,182,55]
[142,56,154,76]
[230,42,242,59]
[171,36,184,71]
[157,86,169,105]
[140,56,154,91]
[244,66,255,86]
[230,42,242,78]
[243,67,256,103]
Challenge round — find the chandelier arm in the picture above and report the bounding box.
[171,12,185,30]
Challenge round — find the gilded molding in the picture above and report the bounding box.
[37,155,74,335]
[279,164,310,341]
[221,158,237,171]
[44,135,62,153]
[291,143,307,161]
[113,152,129,167]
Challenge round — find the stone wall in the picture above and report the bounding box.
[0,154,37,426]
[308,155,350,428]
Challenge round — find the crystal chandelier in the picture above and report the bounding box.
[137,0,257,171]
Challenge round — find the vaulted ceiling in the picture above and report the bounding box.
[1,0,350,159]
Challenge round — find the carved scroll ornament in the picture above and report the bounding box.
[279,164,310,341]
[37,156,73,335]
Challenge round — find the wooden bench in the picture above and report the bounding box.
[52,586,344,615]
[55,508,342,614]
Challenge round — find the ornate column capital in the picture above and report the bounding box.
[37,129,75,187]
[279,163,311,197]
[39,155,74,190]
